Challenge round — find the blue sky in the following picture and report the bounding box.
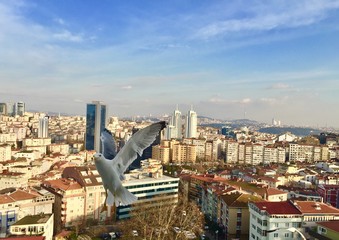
[1,0,339,128]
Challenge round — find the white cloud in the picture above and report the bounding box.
[267,83,290,89]
[195,0,339,39]
[54,18,65,25]
[121,85,132,90]
[207,97,252,105]
[53,30,84,42]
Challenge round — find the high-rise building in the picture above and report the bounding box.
[185,107,197,138]
[15,101,25,116]
[0,103,7,115]
[6,102,15,116]
[85,101,107,152]
[38,116,49,138]
[165,106,182,140]
[172,107,182,139]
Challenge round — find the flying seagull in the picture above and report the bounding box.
[93,121,166,211]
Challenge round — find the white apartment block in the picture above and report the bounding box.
[249,200,339,240]
[0,144,11,162]
[48,143,70,155]
[238,143,245,164]
[245,144,253,164]
[226,141,238,164]
[264,146,285,164]
[205,140,220,161]
[0,171,28,189]
[0,133,17,147]
[23,138,52,147]
[289,143,329,163]
[192,138,206,160]
[14,150,42,162]
[249,201,303,240]
[252,144,264,165]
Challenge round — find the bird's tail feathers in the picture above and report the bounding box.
[106,191,114,206]
[116,186,137,206]
[106,187,137,207]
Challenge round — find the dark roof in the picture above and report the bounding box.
[12,214,52,226]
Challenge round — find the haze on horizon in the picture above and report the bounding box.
[1,0,339,128]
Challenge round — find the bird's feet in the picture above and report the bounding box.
[100,205,107,213]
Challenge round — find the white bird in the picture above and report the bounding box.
[93,121,166,211]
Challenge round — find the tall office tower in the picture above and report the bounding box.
[6,102,15,116]
[38,116,49,138]
[165,123,176,140]
[185,107,197,138]
[172,107,182,139]
[15,101,25,116]
[0,103,7,115]
[85,101,107,152]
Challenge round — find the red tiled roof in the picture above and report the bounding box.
[9,189,39,201]
[266,188,287,196]
[43,178,82,191]
[317,220,339,233]
[0,195,15,205]
[294,201,339,214]
[253,201,301,215]
[2,237,45,240]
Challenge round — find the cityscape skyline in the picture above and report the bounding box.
[1,1,339,127]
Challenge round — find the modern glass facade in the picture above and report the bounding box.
[85,101,106,151]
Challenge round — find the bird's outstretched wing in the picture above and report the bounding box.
[100,128,117,160]
[113,121,166,174]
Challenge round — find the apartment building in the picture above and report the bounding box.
[0,144,11,162]
[221,192,262,239]
[0,187,54,238]
[9,214,54,240]
[226,141,238,164]
[252,144,264,165]
[48,143,70,155]
[289,143,329,163]
[172,143,196,164]
[152,145,171,164]
[249,200,339,240]
[249,201,303,240]
[41,178,85,233]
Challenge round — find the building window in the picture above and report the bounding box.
[274,233,278,238]
[292,222,300,228]
[285,223,289,227]
[319,227,327,234]
[274,223,279,228]
[285,233,289,238]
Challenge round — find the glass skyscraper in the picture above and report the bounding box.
[85,101,107,152]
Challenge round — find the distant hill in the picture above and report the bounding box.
[258,127,322,137]
[200,119,262,130]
